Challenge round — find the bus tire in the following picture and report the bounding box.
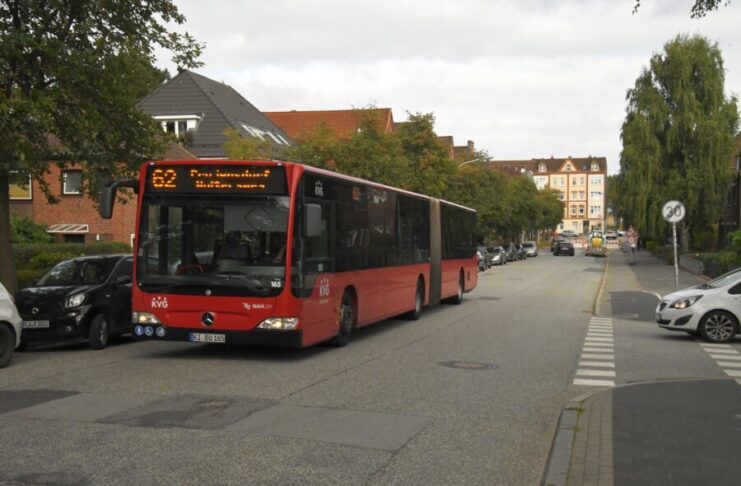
[331,291,356,347]
[446,272,464,305]
[405,279,424,320]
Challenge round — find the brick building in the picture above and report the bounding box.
[9,143,195,245]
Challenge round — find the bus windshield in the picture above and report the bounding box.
[137,195,290,297]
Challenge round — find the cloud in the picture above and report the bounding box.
[157,0,741,174]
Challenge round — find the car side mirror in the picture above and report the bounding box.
[113,275,132,287]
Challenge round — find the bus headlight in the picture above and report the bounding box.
[257,317,299,330]
[132,312,161,325]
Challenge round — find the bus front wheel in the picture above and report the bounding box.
[331,291,356,347]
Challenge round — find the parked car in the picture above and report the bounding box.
[476,248,487,271]
[553,240,575,256]
[560,230,578,238]
[656,268,741,343]
[604,229,618,240]
[550,237,564,253]
[514,243,527,260]
[487,246,506,266]
[522,241,538,257]
[0,283,22,368]
[476,246,491,270]
[500,243,516,262]
[15,255,133,350]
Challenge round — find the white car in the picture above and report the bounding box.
[0,282,23,368]
[656,268,741,343]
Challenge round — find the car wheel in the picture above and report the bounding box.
[331,291,356,347]
[699,311,738,343]
[0,325,15,368]
[89,313,110,350]
[406,280,424,320]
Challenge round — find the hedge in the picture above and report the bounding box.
[13,242,132,289]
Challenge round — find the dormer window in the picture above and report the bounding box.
[591,162,599,171]
[154,114,202,137]
[538,162,547,173]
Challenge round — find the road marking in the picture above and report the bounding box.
[703,349,738,355]
[578,361,615,368]
[574,317,615,387]
[577,369,616,377]
[573,378,615,387]
[581,354,615,360]
[710,354,741,361]
[725,370,741,378]
[699,343,733,349]
[717,362,741,368]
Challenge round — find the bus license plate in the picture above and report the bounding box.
[22,320,50,329]
[189,332,226,344]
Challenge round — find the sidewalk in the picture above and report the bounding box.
[544,250,741,486]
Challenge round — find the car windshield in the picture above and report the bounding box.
[37,258,118,286]
[701,267,741,289]
[138,195,290,297]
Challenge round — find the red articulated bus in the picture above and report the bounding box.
[100,160,477,348]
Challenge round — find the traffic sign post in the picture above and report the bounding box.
[663,200,686,290]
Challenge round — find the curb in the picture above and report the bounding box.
[540,398,581,486]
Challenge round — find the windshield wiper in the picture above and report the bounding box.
[139,275,269,296]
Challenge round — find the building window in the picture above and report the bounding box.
[590,191,603,199]
[62,170,83,195]
[9,171,32,200]
[538,163,547,173]
[571,205,577,215]
[579,205,585,215]
[559,192,565,201]
[559,223,564,230]
[154,115,202,137]
[591,162,599,171]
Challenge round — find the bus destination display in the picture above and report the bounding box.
[147,165,286,194]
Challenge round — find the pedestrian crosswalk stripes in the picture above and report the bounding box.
[574,317,616,387]
[699,343,741,386]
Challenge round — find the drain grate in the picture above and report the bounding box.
[439,361,498,370]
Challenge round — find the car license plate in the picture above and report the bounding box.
[189,332,226,344]
[22,320,50,329]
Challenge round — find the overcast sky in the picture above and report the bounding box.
[157,0,741,174]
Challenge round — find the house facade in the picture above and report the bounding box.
[9,144,196,245]
[488,156,607,235]
[719,132,741,247]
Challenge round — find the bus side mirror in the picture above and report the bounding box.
[303,204,322,238]
[99,179,139,219]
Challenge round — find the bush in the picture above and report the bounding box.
[645,240,659,254]
[11,215,53,244]
[699,251,741,277]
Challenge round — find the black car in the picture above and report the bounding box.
[15,254,133,349]
[553,240,575,256]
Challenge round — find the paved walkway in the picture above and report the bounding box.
[544,249,741,486]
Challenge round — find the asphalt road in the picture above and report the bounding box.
[1,252,607,485]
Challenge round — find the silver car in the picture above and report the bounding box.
[522,241,538,257]
[0,283,23,368]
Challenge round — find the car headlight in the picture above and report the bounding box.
[65,293,87,308]
[670,295,703,309]
[132,312,161,324]
[257,317,299,330]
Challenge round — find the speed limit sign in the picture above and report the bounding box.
[662,200,686,223]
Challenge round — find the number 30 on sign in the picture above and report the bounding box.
[662,200,685,223]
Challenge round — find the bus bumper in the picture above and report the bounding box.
[133,326,304,348]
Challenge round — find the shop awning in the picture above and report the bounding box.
[47,224,89,234]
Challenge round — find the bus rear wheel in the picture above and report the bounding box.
[446,272,464,305]
[405,280,424,320]
[331,291,356,347]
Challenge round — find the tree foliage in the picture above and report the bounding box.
[0,0,203,292]
[280,108,563,243]
[633,0,731,18]
[617,34,739,250]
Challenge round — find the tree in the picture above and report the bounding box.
[0,0,203,292]
[619,34,739,251]
[633,0,731,18]
[223,128,274,160]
